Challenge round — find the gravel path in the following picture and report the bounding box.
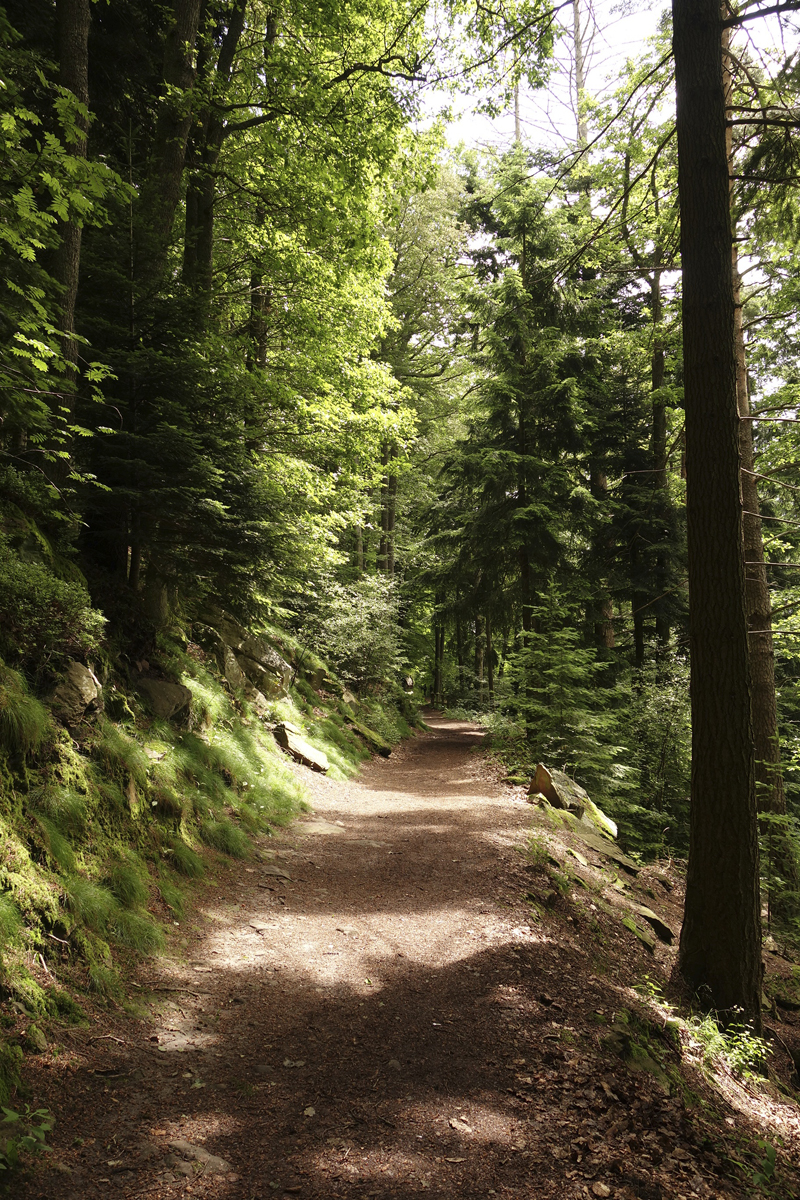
[19,714,787,1199]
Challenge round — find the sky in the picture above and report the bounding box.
[430,1,800,153]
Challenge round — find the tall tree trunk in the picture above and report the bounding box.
[145,0,203,269]
[486,614,494,705]
[183,0,247,323]
[433,619,444,707]
[572,0,588,147]
[673,0,761,1027]
[378,443,389,573]
[456,620,466,696]
[474,614,485,701]
[590,464,616,651]
[355,526,364,573]
[51,0,90,485]
[650,263,672,650]
[387,469,397,577]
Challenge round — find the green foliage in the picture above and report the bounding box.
[169,839,204,879]
[0,538,104,674]
[0,663,50,758]
[306,575,406,693]
[108,856,149,909]
[199,819,249,859]
[93,722,149,789]
[0,1105,53,1174]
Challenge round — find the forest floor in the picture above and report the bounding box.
[14,714,800,1200]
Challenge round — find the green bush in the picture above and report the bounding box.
[0,535,104,672]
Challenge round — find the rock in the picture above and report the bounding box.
[167,1139,232,1175]
[348,719,392,757]
[50,662,103,726]
[273,724,329,773]
[528,763,617,839]
[236,650,291,699]
[622,915,656,951]
[243,685,270,718]
[342,689,358,708]
[137,678,193,721]
[629,902,674,944]
[25,1024,47,1053]
[222,646,246,692]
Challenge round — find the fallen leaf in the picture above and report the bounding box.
[591,1184,612,1198]
[445,1157,466,1164]
[303,1106,315,1117]
[449,1117,473,1134]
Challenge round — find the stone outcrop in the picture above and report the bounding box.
[273,722,329,773]
[137,678,193,721]
[528,763,617,840]
[196,611,292,699]
[49,662,103,726]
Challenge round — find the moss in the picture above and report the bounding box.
[0,1041,22,1106]
[46,986,86,1024]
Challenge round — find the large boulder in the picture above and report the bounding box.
[273,722,328,773]
[137,678,193,721]
[528,763,617,840]
[235,642,291,698]
[50,662,103,726]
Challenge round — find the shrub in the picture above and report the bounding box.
[0,535,104,673]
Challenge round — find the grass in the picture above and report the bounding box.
[0,623,418,1100]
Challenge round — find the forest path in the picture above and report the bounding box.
[24,716,757,1199]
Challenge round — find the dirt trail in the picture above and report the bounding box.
[20,716,788,1199]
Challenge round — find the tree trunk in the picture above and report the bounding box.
[486,614,494,705]
[650,264,672,650]
[183,0,247,322]
[572,0,588,147]
[590,465,616,652]
[387,468,397,577]
[378,443,389,573]
[456,620,466,696]
[673,0,761,1027]
[51,0,90,485]
[474,614,485,702]
[433,619,444,707]
[146,0,203,268]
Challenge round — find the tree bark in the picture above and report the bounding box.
[51,0,90,484]
[145,0,203,269]
[183,0,247,322]
[673,0,761,1027]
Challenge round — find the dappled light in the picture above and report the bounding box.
[17,718,800,1199]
